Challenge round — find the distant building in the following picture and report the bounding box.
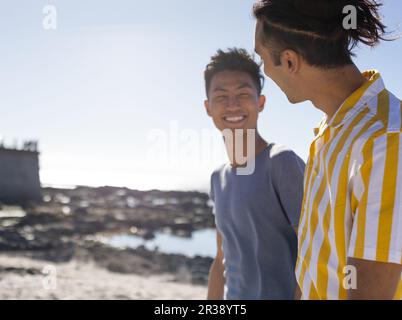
[0,141,41,205]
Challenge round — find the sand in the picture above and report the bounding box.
[0,254,207,300]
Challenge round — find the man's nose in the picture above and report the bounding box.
[226,96,240,109]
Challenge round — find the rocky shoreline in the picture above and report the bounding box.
[0,186,215,287]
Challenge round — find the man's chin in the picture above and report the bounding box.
[220,120,249,131]
[220,126,256,134]
[287,95,305,104]
[221,127,246,133]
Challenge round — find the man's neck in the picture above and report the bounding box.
[308,64,368,120]
[223,130,267,168]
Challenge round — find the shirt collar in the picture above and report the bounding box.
[313,70,385,137]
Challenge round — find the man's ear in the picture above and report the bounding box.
[281,49,301,74]
[204,99,212,117]
[258,95,266,113]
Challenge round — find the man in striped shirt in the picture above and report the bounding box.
[253,0,401,299]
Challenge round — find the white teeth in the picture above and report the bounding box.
[224,116,246,123]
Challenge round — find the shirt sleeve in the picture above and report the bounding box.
[272,150,306,228]
[348,132,402,265]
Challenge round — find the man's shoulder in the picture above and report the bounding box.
[268,143,292,158]
[267,143,304,166]
[351,90,402,156]
[366,89,402,133]
[210,163,227,182]
[383,90,401,133]
[212,163,227,175]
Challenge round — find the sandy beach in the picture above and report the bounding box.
[0,254,207,300]
[0,186,214,300]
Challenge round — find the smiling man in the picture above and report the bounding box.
[253,0,402,300]
[204,48,305,300]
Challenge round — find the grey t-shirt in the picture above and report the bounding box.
[210,143,305,300]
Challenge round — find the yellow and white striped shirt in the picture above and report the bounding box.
[296,70,402,300]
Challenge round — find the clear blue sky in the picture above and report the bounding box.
[1,0,401,191]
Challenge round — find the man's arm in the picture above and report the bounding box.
[346,258,401,300]
[293,226,302,300]
[272,151,305,300]
[347,133,402,300]
[294,284,302,300]
[207,231,225,300]
[272,150,306,229]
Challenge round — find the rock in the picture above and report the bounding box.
[0,185,215,285]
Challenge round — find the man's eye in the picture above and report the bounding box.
[215,96,227,101]
[238,93,250,98]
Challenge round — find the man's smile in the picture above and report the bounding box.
[222,115,247,124]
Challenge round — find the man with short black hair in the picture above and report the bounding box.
[204,48,305,300]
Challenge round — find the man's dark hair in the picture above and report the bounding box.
[204,48,265,98]
[254,0,390,68]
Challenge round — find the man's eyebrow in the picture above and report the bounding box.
[237,83,254,90]
[213,86,228,92]
[212,83,254,93]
